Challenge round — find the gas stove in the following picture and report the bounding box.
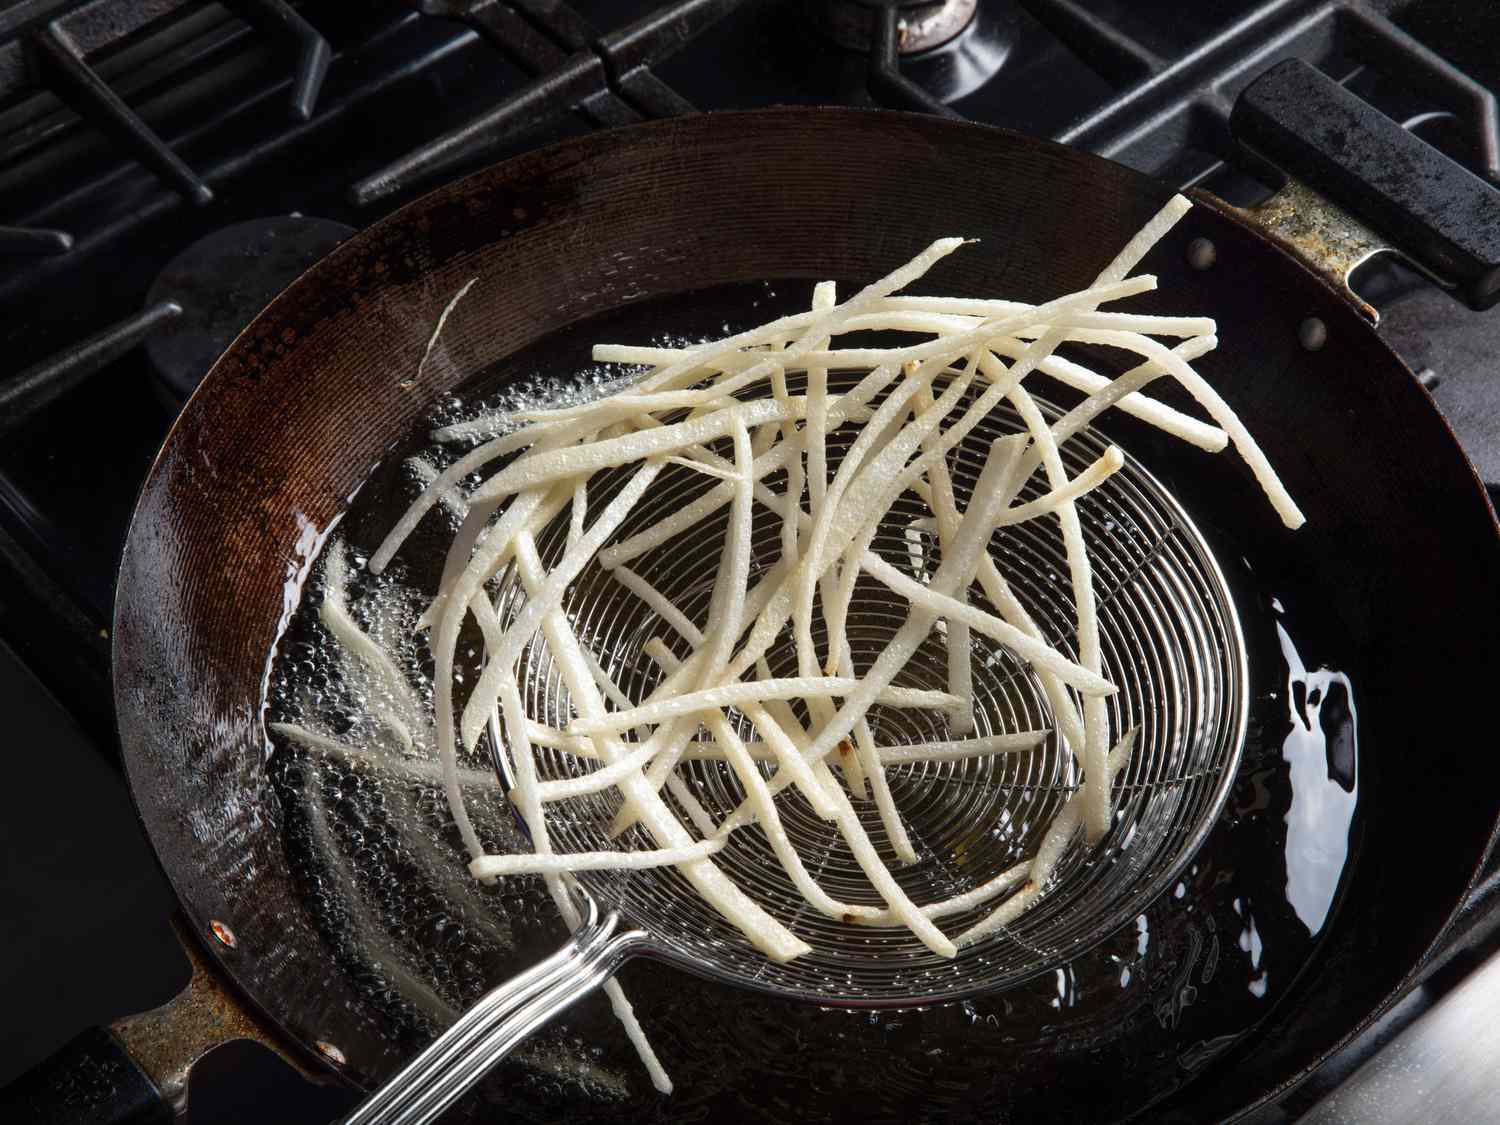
[2,2,1497,1122]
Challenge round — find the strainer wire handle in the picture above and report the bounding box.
[341,893,649,1125]
[393,924,650,1125]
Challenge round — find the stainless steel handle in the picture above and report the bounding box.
[341,893,649,1125]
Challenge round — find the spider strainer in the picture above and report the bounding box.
[343,383,1247,1124]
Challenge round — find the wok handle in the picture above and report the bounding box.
[1230,58,1500,310]
[0,1027,171,1125]
[0,913,330,1123]
[341,907,648,1125]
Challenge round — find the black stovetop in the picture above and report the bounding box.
[2,2,1498,1122]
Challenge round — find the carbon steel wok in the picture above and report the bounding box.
[6,84,1500,1124]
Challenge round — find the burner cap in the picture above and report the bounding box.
[146,216,356,402]
[809,0,978,54]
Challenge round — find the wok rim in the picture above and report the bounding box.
[109,105,1500,1115]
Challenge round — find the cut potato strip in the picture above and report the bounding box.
[569,678,962,737]
[471,398,800,502]
[879,296,1213,336]
[955,728,1137,948]
[799,281,870,801]
[566,479,588,550]
[913,380,973,736]
[629,420,756,816]
[270,722,497,788]
[1047,327,1304,528]
[413,278,477,385]
[407,456,468,519]
[1009,381,1114,840]
[468,840,725,877]
[858,554,1116,695]
[620,730,1049,765]
[611,565,703,646]
[494,589,673,1091]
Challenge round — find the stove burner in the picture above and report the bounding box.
[145,217,356,402]
[810,0,978,55]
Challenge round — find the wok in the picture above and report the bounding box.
[5,62,1499,1124]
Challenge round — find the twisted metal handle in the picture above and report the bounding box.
[341,891,649,1124]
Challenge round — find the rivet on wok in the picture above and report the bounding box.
[1185,237,1216,270]
[209,919,238,949]
[1298,317,1328,351]
[316,1041,348,1066]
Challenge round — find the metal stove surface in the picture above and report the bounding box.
[1,2,1497,1121]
